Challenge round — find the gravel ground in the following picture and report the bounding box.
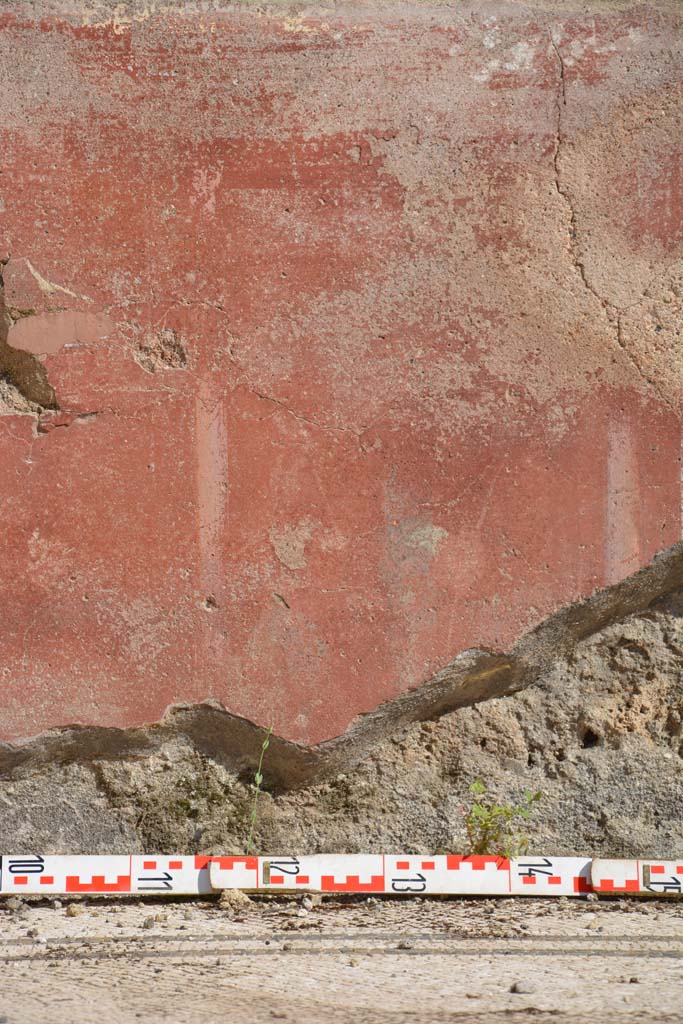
[1,894,683,1024]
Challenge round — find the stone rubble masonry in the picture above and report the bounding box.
[0,0,682,760]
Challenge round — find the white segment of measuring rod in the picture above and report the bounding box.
[1,855,682,897]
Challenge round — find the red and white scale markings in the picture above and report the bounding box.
[1,855,682,897]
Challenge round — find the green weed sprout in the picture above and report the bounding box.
[246,725,273,856]
[463,779,541,858]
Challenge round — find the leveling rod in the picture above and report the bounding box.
[1,855,682,897]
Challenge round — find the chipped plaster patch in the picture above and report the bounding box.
[270,519,315,571]
[0,376,40,416]
[134,328,187,373]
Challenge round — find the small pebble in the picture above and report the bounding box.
[142,916,156,930]
[510,981,536,994]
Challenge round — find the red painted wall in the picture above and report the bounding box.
[1,3,682,745]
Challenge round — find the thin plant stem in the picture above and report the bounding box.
[246,725,273,855]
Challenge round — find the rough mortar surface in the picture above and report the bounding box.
[2,593,683,857]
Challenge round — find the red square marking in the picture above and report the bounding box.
[650,865,665,874]
[295,875,310,885]
[143,860,157,870]
[421,861,435,871]
[677,866,683,875]
[40,876,55,885]
[522,876,537,885]
[599,879,639,892]
[13,877,28,885]
[270,875,284,885]
[396,861,410,870]
[168,860,182,870]
[548,876,562,885]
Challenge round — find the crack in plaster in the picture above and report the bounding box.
[244,385,370,449]
[23,258,93,305]
[550,36,613,312]
[132,300,374,447]
[35,410,108,434]
[549,36,679,416]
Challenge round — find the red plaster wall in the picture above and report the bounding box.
[1,2,682,746]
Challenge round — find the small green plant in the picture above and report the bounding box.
[245,726,273,855]
[463,779,541,857]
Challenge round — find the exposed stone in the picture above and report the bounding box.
[218,889,252,912]
[1,591,682,857]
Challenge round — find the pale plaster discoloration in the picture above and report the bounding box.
[8,311,114,356]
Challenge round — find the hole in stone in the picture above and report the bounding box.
[581,728,601,749]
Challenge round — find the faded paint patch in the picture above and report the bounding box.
[8,311,114,356]
[406,523,449,557]
[606,420,642,586]
[195,379,229,605]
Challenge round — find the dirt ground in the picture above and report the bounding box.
[1,893,683,1024]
